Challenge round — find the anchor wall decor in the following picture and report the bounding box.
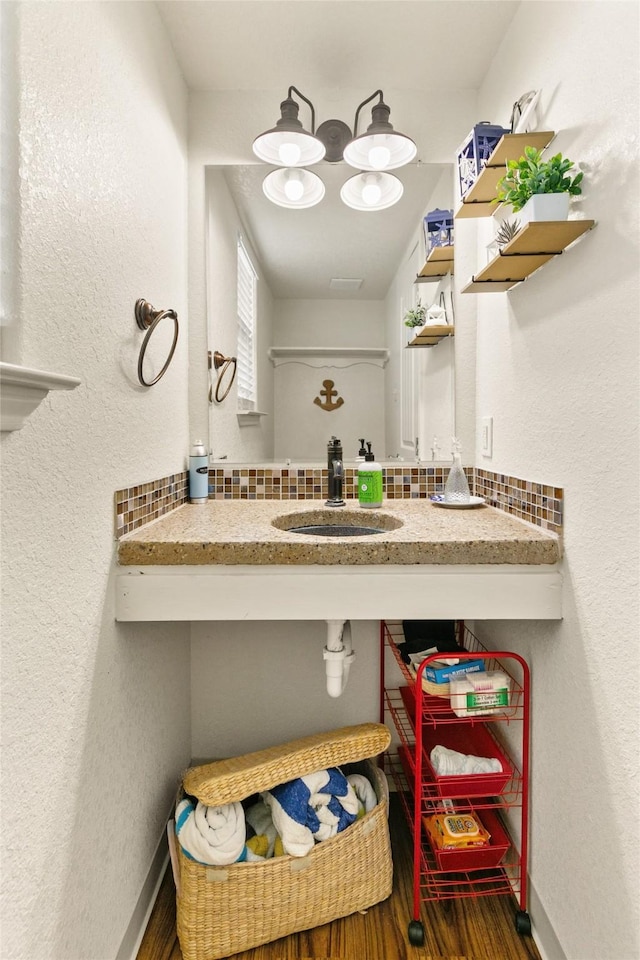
[314,379,344,412]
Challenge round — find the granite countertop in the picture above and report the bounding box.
[117,499,561,566]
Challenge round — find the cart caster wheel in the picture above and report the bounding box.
[408,920,424,946]
[515,910,532,936]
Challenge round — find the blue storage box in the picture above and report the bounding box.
[424,208,454,251]
[423,658,485,684]
[456,122,510,198]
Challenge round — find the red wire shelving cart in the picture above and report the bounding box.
[380,620,532,946]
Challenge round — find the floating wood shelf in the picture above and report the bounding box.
[415,245,454,283]
[407,325,455,347]
[455,131,556,219]
[461,219,596,293]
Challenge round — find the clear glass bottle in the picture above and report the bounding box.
[444,439,471,503]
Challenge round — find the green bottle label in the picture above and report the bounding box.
[358,470,382,504]
[465,688,509,711]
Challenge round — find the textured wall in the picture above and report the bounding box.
[464,3,639,958]
[0,4,191,958]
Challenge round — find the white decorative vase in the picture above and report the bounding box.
[519,192,570,226]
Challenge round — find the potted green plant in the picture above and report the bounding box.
[403,300,427,329]
[495,146,583,225]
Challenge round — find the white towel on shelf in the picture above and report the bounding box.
[430,744,502,776]
[175,798,248,866]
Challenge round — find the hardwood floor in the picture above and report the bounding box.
[137,798,541,960]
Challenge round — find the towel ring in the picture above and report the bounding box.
[135,298,179,387]
[209,350,237,403]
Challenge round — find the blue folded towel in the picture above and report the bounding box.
[262,767,359,857]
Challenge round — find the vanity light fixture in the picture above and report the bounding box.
[342,90,417,172]
[262,167,325,208]
[252,86,326,167]
[254,86,416,211]
[340,171,404,211]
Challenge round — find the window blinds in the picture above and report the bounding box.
[236,238,258,410]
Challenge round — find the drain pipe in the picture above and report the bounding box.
[323,619,356,698]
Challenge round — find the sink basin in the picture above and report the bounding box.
[272,509,404,537]
[286,524,386,537]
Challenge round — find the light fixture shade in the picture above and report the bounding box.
[253,129,326,167]
[263,168,325,208]
[252,94,326,167]
[343,99,417,171]
[340,172,403,211]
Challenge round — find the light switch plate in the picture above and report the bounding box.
[481,417,493,457]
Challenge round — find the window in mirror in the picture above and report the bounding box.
[237,237,258,411]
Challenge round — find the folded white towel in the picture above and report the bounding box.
[175,798,247,866]
[347,773,377,815]
[430,744,502,776]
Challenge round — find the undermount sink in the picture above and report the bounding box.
[286,523,387,537]
[272,509,404,537]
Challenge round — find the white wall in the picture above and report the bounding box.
[206,168,274,461]
[459,4,639,958]
[272,298,386,460]
[0,4,191,958]
[275,298,385,348]
[191,621,381,759]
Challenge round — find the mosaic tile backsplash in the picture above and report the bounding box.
[208,466,455,503]
[115,465,562,537]
[115,471,188,537]
[474,469,563,533]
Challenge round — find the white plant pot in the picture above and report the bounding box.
[519,192,570,226]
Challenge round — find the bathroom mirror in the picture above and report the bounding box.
[206,162,455,463]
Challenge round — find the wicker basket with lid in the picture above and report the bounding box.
[170,722,393,960]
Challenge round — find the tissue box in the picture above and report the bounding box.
[421,657,485,684]
[449,670,511,717]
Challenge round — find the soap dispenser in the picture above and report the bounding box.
[444,438,471,504]
[355,439,367,462]
[358,442,383,508]
[189,440,209,503]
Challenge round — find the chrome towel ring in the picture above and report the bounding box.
[209,350,237,403]
[135,298,179,386]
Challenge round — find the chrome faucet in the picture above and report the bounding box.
[326,459,345,506]
[326,436,345,507]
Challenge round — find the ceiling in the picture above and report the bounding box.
[157,1,520,298]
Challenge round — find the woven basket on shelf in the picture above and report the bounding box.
[170,722,393,960]
[408,664,451,698]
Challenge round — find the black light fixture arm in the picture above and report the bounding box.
[352,89,384,138]
[287,85,316,134]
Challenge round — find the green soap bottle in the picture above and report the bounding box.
[358,443,383,508]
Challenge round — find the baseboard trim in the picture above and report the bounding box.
[116,810,172,960]
[529,877,566,960]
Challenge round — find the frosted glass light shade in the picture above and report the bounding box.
[340,172,403,211]
[263,168,325,208]
[343,131,417,171]
[253,129,326,167]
